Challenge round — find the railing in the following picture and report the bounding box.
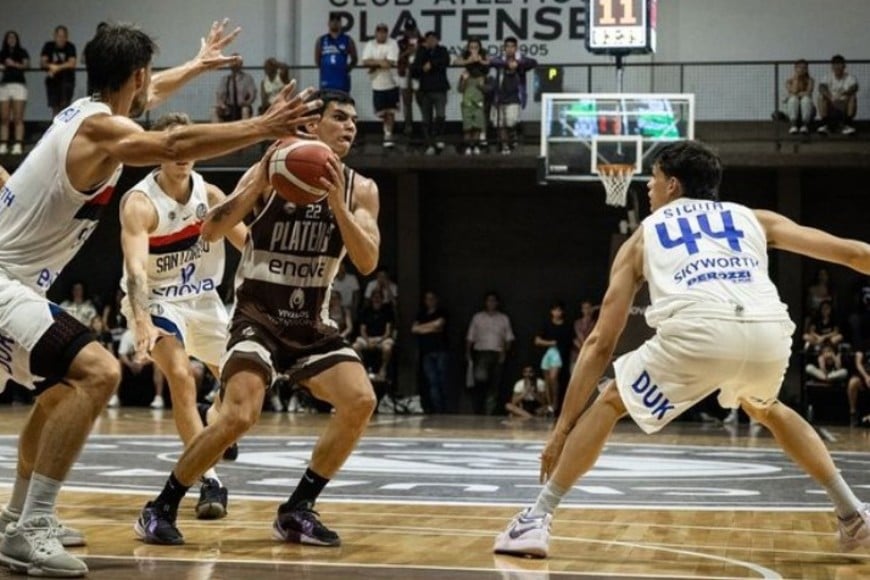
[14,60,870,125]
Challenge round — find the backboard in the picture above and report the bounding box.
[539,93,695,183]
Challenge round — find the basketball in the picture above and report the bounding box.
[267,138,334,205]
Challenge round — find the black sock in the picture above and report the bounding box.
[154,472,190,512]
[280,468,329,512]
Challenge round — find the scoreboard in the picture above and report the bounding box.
[586,0,657,55]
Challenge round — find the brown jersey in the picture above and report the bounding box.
[231,168,355,356]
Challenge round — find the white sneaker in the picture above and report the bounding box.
[842,125,856,135]
[107,393,120,408]
[10,143,22,155]
[270,393,283,412]
[493,508,552,558]
[0,515,88,576]
[817,124,829,134]
[0,143,7,155]
[150,395,164,409]
[464,147,472,156]
[286,393,300,413]
[424,146,436,156]
[723,409,738,424]
[788,126,798,134]
[799,126,809,134]
[0,508,85,548]
[473,146,481,155]
[838,504,870,552]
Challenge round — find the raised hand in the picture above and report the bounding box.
[257,80,322,139]
[195,18,242,70]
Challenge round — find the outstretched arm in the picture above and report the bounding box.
[147,19,242,110]
[756,210,870,274]
[201,151,273,243]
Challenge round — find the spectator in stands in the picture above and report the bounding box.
[806,342,849,385]
[259,57,288,115]
[847,348,870,427]
[353,290,395,381]
[89,314,114,354]
[328,290,353,340]
[489,37,537,154]
[333,261,361,322]
[534,301,573,413]
[412,290,449,413]
[397,20,420,138]
[212,54,257,122]
[848,277,870,350]
[118,327,165,409]
[40,25,76,116]
[316,13,357,93]
[506,365,549,419]
[411,31,450,155]
[60,281,98,326]
[806,267,835,314]
[362,23,400,149]
[364,266,398,306]
[102,288,127,348]
[466,291,515,415]
[0,30,29,155]
[454,37,489,155]
[803,300,844,353]
[571,299,598,366]
[817,54,859,135]
[785,59,814,135]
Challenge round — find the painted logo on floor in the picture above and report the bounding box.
[1,436,867,508]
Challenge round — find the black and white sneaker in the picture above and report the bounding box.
[272,501,340,546]
[195,478,228,520]
[134,502,184,545]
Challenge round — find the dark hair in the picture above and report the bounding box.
[2,31,20,52]
[151,112,191,131]
[504,36,518,46]
[795,58,808,66]
[485,291,500,302]
[404,18,418,31]
[85,23,157,93]
[653,141,722,201]
[308,89,355,117]
[550,300,565,310]
[425,30,439,39]
[831,54,846,65]
[54,25,68,35]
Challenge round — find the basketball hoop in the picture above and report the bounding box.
[596,163,635,207]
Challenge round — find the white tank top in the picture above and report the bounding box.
[120,170,225,302]
[0,97,122,293]
[642,198,790,326]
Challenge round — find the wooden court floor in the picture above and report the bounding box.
[0,407,869,579]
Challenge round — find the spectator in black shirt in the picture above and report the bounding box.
[411,31,450,155]
[412,290,448,413]
[353,290,395,380]
[41,25,76,116]
[0,30,30,155]
[534,301,573,414]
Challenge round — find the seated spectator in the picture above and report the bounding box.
[454,36,489,155]
[333,261,361,322]
[785,59,814,135]
[353,290,395,380]
[259,57,288,115]
[89,314,114,353]
[847,348,870,427]
[534,300,572,413]
[60,281,98,326]
[571,299,598,366]
[328,290,353,339]
[506,365,549,419]
[803,300,843,353]
[805,342,849,385]
[117,327,165,409]
[102,288,127,348]
[213,54,257,122]
[489,36,537,154]
[817,54,859,135]
[411,290,448,413]
[364,266,398,306]
[0,30,30,155]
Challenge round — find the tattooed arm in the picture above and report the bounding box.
[205,183,248,251]
[201,153,273,243]
[119,191,163,355]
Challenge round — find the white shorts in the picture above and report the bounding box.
[493,103,521,128]
[122,292,229,367]
[613,315,795,434]
[0,83,27,102]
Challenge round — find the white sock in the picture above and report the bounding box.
[20,473,62,522]
[202,469,221,486]
[530,480,567,517]
[5,474,30,516]
[823,474,863,519]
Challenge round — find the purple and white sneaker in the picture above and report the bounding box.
[493,507,552,558]
[134,502,184,545]
[272,501,340,547]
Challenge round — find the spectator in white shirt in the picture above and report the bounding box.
[466,292,515,415]
[506,365,549,418]
[818,54,859,135]
[362,23,400,148]
[59,281,98,327]
[333,261,361,320]
[259,57,288,115]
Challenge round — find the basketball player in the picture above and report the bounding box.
[119,112,248,520]
[494,141,870,558]
[136,90,380,547]
[0,22,319,577]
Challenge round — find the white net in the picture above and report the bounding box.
[597,163,635,207]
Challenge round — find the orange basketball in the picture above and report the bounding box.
[267,138,334,205]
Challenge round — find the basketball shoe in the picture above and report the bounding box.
[134,502,184,545]
[0,515,88,577]
[0,508,86,547]
[272,501,340,546]
[837,504,870,552]
[493,507,552,558]
[195,478,228,520]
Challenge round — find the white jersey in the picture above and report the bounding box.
[120,170,225,302]
[0,97,122,293]
[642,198,790,327]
